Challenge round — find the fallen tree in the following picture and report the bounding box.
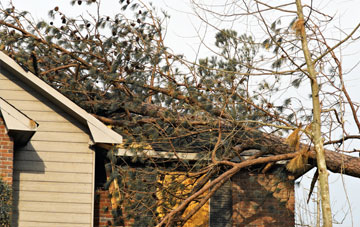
[1,0,360,226]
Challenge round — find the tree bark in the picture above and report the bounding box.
[114,100,360,178]
[295,0,332,226]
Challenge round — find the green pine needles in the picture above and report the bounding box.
[0,178,11,226]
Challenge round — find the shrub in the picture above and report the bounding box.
[0,178,11,226]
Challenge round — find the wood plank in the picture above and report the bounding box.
[30,131,90,143]
[13,211,91,224]
[37,122,84,133]
[16,201,92,213]
[14,191,92,204]
[21,110,70,123]
[13,181,92,193]
[2,101,87,133]
[14,151,93,163]
[0,77,67,112]
[20,141,92,153]
[14,160,93,173]
[16,221,90,227]
[0,79,23,91]
[0,90,38,101]
[14,171,93,183]
[5,99,55,112]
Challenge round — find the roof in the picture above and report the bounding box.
[0,51,122,144]
[0,97,37,145]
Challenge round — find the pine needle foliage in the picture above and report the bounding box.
[0,178,11,227]
[1,1,358,226]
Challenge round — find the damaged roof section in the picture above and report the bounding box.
[0,97,37,145]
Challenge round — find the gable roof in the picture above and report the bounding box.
[0,51,122,144]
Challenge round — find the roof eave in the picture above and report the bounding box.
[0,51,122,144]
[0,97,37,146]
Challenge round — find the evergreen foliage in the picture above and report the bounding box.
[0,178,11,226]
[0,1,359,226]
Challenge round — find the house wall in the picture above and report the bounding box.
[94,189,135,227]
[0,117,13,185]
[0,68,95,227]
[232,170,295,227]
[94,169,295,227]
[94,189,113,227]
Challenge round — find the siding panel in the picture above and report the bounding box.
[14,151,93,163]
[30,131,89,143]
[5,99,58,112]
[0,90,38,101]
[14,171,93,183]
[37,122,84,132]
[14,161,93,173]
[18,222,89,227]
[13,211,91,224]
[1,62,95,227]
[23,141,91,153]
[0,79,22,90]
[22,111,70,123]
[13,181,92,193]
[14,191,92,204]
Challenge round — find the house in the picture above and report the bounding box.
[0,51,294,227]
[0,51,122,227]
[95,149,295,227]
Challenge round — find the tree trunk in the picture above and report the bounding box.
[295,0,332,226]
[109,100,360,178]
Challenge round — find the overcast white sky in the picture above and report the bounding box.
[6,0,360,226]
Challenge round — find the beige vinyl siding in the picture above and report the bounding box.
[14,211,91,224]
[13,181,93,193]
[17,222,90,227]
[0,70,94,227]
[17,201,92,213]
[15,151,93,163]
[30,131,90,143]
[0,90,38,101]
[14,191,93,203]
[14,171,93,183]
[14,161,93,173]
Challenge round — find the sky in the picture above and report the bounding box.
[5,0,360,226]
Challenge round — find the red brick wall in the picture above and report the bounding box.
[232,171,294,227]
[94,189,133,227]
[94,189,114,227]
[0,117,14,185]
[94,169,295,227]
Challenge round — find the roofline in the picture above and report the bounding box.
[0,51,122,144]
[116,148,288,165]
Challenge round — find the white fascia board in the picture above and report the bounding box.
[87,121,122,144]
[117,148,202,160]
[116,148,286,164]
[0,51,122,144]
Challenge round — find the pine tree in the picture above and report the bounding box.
[1,1,360,226]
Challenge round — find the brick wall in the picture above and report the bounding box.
[95,169,295,227]
[0,117,14,185]
[94,189,113,227]
[94,189,133,227]
[232,170,294,227]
